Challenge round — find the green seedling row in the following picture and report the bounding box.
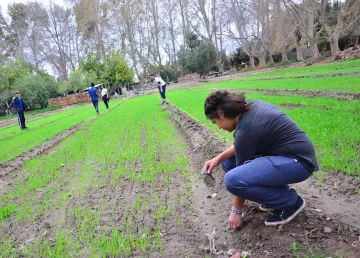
[0,105,62,121]
[195,76,360,92]
[0,100,122,163]
[0,105,91,141]
[1,94,195,257]
[168,90,360,175]
[244,59,360,80]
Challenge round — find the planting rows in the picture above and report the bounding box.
[0,105,90,140]
[0,95,203,257]
[243,59,360,79]
[168,90,360,176]
[196,76,360,92]
[0,100,122,164]
[195,59,360,92]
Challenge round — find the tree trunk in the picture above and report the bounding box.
[296,47,304,61]
[249,55,255,68]
[330,36,341,56]
[311,41,321,59]
[281,50,289,62]
[259,54,266,66]
[269,52,275,63]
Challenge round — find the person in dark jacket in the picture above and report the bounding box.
[88,82,100,114]
[7,91,30,130]
[203,91,318,228]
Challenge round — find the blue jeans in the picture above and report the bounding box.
[92,100,99,113]
[158,85,166,99]
[222,156,312,209]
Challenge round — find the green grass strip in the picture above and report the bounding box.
[0,105,91,141]
[196,76,360,92]
[0,100,122,163]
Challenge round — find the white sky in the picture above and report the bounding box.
[0,0,65,17]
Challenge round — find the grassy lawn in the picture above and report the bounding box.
[168,89,360,175]
[0,94,195,257]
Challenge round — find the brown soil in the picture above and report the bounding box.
[279,103,330,110]
[206,88,360,100]
[167,105,360,257]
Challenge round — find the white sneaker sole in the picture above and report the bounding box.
[258,204,274,212]
[264,199,306,226]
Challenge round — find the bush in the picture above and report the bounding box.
[13,74,59,109]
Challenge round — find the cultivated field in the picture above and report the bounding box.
[1,59,360,257]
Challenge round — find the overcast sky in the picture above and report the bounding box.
[0,0,65,17]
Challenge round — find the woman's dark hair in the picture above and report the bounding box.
[204,91,248,119]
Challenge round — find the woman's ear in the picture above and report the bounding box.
[217,109,225,119]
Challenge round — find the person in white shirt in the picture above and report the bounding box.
[101,84,109,109]
[150,73,168,105]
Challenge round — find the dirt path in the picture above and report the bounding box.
[167,105,360,257]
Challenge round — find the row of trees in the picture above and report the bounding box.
[0,0,359,108]
[0,52,133,109]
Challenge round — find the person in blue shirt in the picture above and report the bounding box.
[88,82,100,114]
[7,91,30,130]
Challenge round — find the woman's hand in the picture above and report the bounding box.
[229,212,242,229]
[203,157,221,173]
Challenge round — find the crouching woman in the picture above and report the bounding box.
[203,91,318,228]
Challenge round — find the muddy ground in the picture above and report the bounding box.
[167,105,360,257]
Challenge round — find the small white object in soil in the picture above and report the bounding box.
[313,208,323,212]
[324,226,332,233]
[211,193,217,198]
[226,248,235,255]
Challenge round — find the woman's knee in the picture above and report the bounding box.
[224,170,248,194]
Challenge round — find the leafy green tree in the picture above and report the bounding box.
[178,37,217,75]
[102,52,133,87]
[65,69,97,94]
[195,40,217,75]
[178,46,197,73]
[80,54,105,80]
[13,74,59,109]
[148,64,181,82]
[0,57,34,108]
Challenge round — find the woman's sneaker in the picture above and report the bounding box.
[259,204,273,212]
[265,196,306,226]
